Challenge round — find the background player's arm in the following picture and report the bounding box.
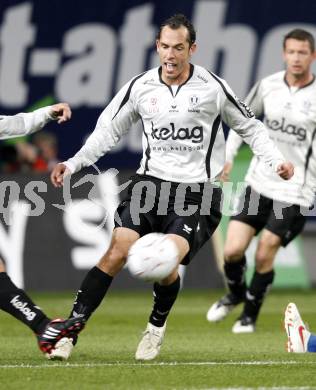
[0,103,71,140]
[219,79,291,178]
[221,131,243,181]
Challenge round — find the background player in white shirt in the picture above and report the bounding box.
[207,29,316,333]
[0,103,84,360]
[51,14,293,360]
[0,104,70,139]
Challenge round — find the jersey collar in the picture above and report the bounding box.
[283,73,316,90]
[158,64,194,97]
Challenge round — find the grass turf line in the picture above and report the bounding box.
[0,289,315,390]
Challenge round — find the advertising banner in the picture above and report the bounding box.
[0,171,224,290]
[1,0,316,167]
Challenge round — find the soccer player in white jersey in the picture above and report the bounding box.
[51,14,293,360]
[0,103,85,359]
[207,29,316,334]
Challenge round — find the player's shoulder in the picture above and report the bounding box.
[260,71,285,87]
[193,65,230,94]
[136,67,160,83]
[193,64,212,81]
[194,64,222,84]
[117,68,159,99]
[124,68,158,90]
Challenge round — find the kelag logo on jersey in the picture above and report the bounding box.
[266,117,306,141]
[151,122,203,143]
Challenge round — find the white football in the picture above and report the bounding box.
[127,233,179,282]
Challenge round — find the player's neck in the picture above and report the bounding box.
[161,64,191,86]
[285,71,314,88]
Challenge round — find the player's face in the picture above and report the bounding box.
[283,38,315,78]
[156,26,196,84]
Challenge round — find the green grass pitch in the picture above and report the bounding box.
[0,289,315,389]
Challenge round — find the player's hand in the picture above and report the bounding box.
[49,103,72,124]
[220,162,233,182]
[276,162,294,180]
[51,163,71,187]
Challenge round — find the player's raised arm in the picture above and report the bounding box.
[51,76,140,187]
[49,102,72,124]
[0,102,72,140]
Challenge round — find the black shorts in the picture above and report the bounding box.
[231,186,306,246]
[114,174,222,264]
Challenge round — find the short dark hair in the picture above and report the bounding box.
[283,29,315,52]
[156,14,196,46]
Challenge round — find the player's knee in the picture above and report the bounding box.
[160,268,179,285]
[99,246,127,275]
[255,251,267,267]
[255,251,273,272]
[255,235,280,271]
[224,245,245,262]
[99,234,130,273]
[108,239,129,263]
[111,229,137,259]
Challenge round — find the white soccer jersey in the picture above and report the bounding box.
[0,106,53,140]
[65,65,285,183]
[226,70,316,207]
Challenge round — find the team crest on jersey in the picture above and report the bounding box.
[189,95,199,106]
[150,97,157,105]
[301,100,312,115]
[284,102,292,110]
[148,96,159,113]
[188,95,200,113]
